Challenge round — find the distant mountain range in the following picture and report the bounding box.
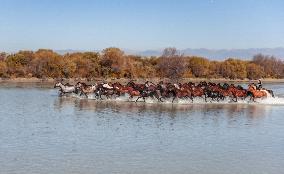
[55,47,284,60]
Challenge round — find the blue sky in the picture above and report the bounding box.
[0,0,284,51]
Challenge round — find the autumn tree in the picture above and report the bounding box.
[253,54,283,78]
[187,56,210,78]
[32,49,64,78]
[220,58,247,79]
[5,51,34,77]
[0,61,8,77]
[0,52,7,61]
[62,54,76,78]
[158,47,186,80]
[246,63,265,79]
[101,47,125,78]
[208,61,222,78]
[1,48,283,80]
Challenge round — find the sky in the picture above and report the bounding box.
[0,0,284,52]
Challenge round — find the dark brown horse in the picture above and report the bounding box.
[227,85,248,102]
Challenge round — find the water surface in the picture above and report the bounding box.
[0,84,284,174]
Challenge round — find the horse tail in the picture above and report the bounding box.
[261,90,270,97]
[268,90,275,98]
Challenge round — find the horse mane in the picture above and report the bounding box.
[237,85,243,90]
[64,83,74,87]
[77,82,88,87]
[127,81,135,86]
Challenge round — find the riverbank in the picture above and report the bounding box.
[1,77,284,85]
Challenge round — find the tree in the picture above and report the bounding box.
[32,49,64,78]
[187,56,210,78]
[82,52,101,78]
[0,61,8,77]
[101,47,125,78]
[0,52,7,61]
[253,54,283,78]
[157,47,186,80]
[246,63,265,79]
[208,61,222,78]
[5,53,28,77]
[220,58,247,79]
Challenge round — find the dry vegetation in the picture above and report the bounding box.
[0,47,283,80]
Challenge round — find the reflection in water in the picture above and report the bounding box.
[54,97,270,122]
[1,87,284,174]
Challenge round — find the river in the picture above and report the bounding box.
[0,83,284,174]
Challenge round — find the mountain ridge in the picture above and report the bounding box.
[54,47,284,60]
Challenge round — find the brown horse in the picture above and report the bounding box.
[75,82,97,98]
[248,84,268,101]
[190,86,207,102]
[173,88,193,103]
[207,83,232,100]
[227,85,247,102]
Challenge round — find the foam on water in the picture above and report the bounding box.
[64,93,284,106]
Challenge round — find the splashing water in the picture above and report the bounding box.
[65,93,284,106]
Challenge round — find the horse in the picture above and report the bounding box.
[261,88,275,97]
[227,85,248,102]
[127,81,146,91]
[75,82,97,98]
[248,84,269,101]
[54,82,77,96]
[189,85,207,102]
[95,82,120,99]
[135,90,162,102]
[140,81,163,102]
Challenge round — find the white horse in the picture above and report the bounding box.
[54,82,76,96]
[102,83,113,89]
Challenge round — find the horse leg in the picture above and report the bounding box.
[135,96,141,102]
[159,96,165,102]
[154,93,162,102]
[172,97,176,103]
[232,95,237,102]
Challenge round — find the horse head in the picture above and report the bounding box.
[127,81,135,87]
[54,82,63,88]
[248,84,256,91]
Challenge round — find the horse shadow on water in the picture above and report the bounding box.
[54,96,271,124]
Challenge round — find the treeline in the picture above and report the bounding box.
[0,47,283,80]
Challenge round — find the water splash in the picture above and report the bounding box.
[64,93,284,105]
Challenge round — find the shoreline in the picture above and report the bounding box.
[1,77,284,85]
